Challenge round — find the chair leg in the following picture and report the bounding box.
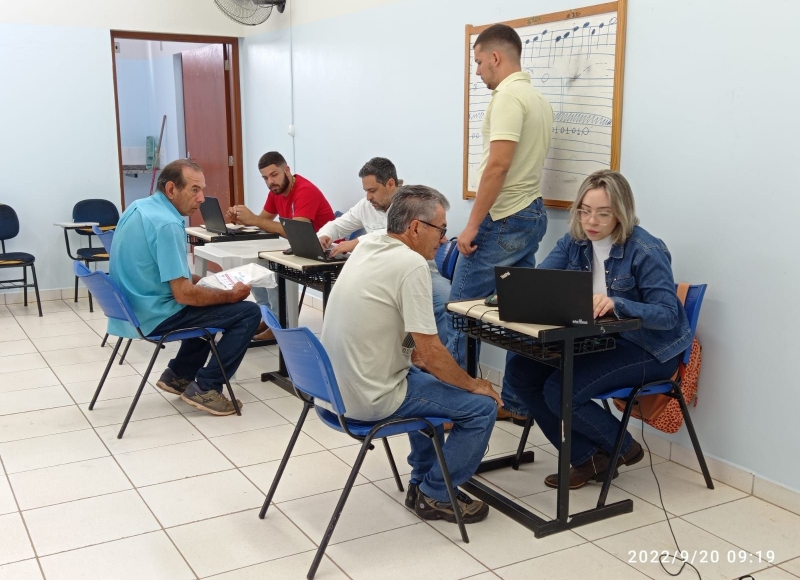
[382,438,404,492]
[118,339,163,439]
[101,333,108,347]
[89,337,123,410]
[513,416,534,470]
[675,388,714,489]
[29,263,42,317]
[260,402,312,518]
[207,336,241,416]
[597,391,640,508]
[23,266,28,306]
[74,274,79,303]
[297,285,307,316]
[307,434,376,580]
[602,399,612,413]
[428,426,469,544]
[118,339,132,364]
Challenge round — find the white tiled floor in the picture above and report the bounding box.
[1,298,799,579]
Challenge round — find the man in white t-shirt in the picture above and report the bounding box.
[317,157,452,343]
[321,185,501,524]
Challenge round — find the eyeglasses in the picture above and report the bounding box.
[576,208,615,226]
[416,220,447,239]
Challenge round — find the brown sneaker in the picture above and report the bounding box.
[415,490,489,524]
[496,407,528,424]
[180,383,243,416]
[544,452,619,490]
[155,368,190,395]
[618,440,644,467]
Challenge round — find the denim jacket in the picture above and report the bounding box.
[539,226,692,363]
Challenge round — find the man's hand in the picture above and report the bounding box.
[318,235,332,249]
[470,378,502,406]
[227,205,258,226]
[593,294,615,318]
[229,282,252,303]
[329,238,358,257]
[457,224,479,256]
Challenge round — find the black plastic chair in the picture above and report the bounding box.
[74,261,241,439]
[257,306,467,580]
[63,199,119,312]
[0,204,42,316]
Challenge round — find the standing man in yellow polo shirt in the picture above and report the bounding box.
[447,24,554,375]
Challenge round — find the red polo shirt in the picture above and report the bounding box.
[263,174,334,232]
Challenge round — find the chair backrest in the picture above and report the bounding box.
[678,283,707,365]
[0,204,20,249]
[73,261,141,329]
[73,199,119,236]
[91,225,115,253]
[434,237,459,281]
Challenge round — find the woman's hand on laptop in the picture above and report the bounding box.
[592,294,615,319]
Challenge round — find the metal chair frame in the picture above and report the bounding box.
[0,205,42,316]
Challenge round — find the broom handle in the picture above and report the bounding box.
[149,115,167,196]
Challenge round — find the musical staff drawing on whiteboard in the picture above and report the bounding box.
[467,11,619,202]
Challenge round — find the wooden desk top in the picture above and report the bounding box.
[258,250,347,271]
[446,299,560,338]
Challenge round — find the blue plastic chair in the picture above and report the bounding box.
[91,226,133,363]
[257,306,468,580]
[74,262,240,439]
[332,210,366,241]
[434,237,459,281]
[0,204,42,316]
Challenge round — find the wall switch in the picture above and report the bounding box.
[288,124,295,137]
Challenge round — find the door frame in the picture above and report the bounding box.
[110,30,245,210]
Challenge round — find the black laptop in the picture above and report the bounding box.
[281,218,348,262]
[493,267,594,326]
[199,197,245,235]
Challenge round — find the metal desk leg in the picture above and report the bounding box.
[262,274,295,394]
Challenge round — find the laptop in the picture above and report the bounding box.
[281,218,348,262]
[493,267,594,326]
[199,197,247,235]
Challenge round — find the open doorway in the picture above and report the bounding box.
[110,31,244,226]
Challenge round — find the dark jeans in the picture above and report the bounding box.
[151,301,261,393]
[502,338,679,466]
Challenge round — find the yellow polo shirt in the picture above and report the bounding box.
[478,71,553,220]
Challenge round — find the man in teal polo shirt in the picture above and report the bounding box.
[109,159,261,416]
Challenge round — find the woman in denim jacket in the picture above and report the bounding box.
[502,170,692,489]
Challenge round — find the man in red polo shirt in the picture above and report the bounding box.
[226,151,334,339]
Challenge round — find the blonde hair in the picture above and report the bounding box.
[568,170,639,245]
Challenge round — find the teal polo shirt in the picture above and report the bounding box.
[108,192,191,338]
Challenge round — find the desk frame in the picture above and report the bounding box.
[452,304,641,538]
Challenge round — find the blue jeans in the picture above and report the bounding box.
[151,301,262,393]
[430,269,451,345]
[502,338,679,466]
[447,198,547,367]
[389,366,496,503]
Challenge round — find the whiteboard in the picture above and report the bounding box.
[463,2,627,207]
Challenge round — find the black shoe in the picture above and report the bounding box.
[415,490,489,524]
[405,483,419,510]
[544,452,619,490]
[618,440,644,466]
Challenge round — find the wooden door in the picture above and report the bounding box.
[182,44,232,227]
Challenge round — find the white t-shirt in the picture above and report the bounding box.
[320,235,437,421]
[592,236,613,296]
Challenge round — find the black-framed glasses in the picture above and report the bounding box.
[417,219,447,239]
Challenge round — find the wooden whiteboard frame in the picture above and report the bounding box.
[462,0,628,208]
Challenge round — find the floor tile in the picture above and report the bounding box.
[476,446,560,499]
[0,477,16,515]
[483,425,537,459]
[14,310,83,327]
[50,359,138,384]
[0,368,60,395]
[0,406,90,443]
[0,339,37,358]
[8,301,74,316]
[206,551,347,580]
[39,531,193,580]
[754,477,800,518]
[115,439,234,487]
[781,557,800,576]
[139,469,262,528]
[265,394,316,423]
[0,429,108,474]
[41,345,117,368]
[0,306,11,318]
[0,385,74,417]
[210,424,324,468]
[10,457,131,510]
[62,375,157,404]
[243,450,368,503]
[0,353,48,376]
[31,333,106,352]
[0,512,35,565]
[185,401,287,438]
[595,517,763,580]
[519,484,671,541]
[85,319,111,336]
[80,392,178,428]
[96,414,203,455]
[233,353,280,381]
[279,482,419,545]
[496,542,648,580]
[331,436,412,482]
[611,461,746,516]
[751,567,800,580]
[236,377,293,401]
[167,509,314,578]
[23,490,159,556]
[300,418,361,449]
[20,321,94,339]
[0,559,43,580]
[325,522,487,580]
[683,496,800,564]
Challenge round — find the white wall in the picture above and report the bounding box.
[240,0,800,492]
